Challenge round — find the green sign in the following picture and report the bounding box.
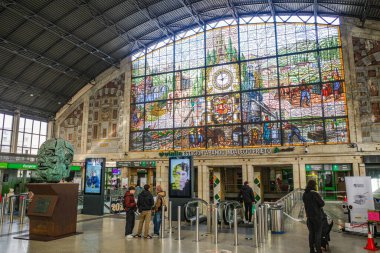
[116,161,156,168]
[70,165,81,171]
[7,163,38,170]
[158,151,183,157]
[1,162,81,171]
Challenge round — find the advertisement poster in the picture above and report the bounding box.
[84,158,105,195]
[345,176,374,223]
[169,156,192,198]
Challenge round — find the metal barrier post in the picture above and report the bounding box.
[233,208,238,246]
[214,206,218,244]
[161,204,166,238]
[254,207,260,247]
[257,207,262,245]
[9,196,15,223]
[194,206,200,242]
[264,204,268,239]
[207,204,212,234]
[0,194,7,223]
[168,201,172,234]
[176,206,182,240]
[260,206,265,243]
[19,196,27,224]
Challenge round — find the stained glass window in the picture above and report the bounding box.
[175,32,204,70]
[240,23,276,59]
[132,53,145,77]
[130,16,348,151]
[146,42,174,75]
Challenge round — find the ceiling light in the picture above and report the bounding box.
[30,94,34,97]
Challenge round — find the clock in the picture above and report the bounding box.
[213,69,233,90]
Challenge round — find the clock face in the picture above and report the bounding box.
[213,69,233,90]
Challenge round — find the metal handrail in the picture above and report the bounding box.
[223,200,243,225]
[184,198,208,222]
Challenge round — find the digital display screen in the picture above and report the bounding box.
[84,158,105,195]
[169,156,192,198]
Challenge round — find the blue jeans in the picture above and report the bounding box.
[153,211,162,235]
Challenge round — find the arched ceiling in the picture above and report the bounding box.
[0,0,378,118]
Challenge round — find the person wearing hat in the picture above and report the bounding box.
[123,186,137,239]
[153,185,166,237]
[239,181,255,224]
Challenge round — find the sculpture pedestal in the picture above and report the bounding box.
[22,183,79,241]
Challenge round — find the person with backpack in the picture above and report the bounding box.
[153,185,166,237]
[124,186,137,239]
[135,184,154,239]
[303,179,325,253]
[239,181,255,224]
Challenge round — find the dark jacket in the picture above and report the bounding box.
[123,191,137,211]
[240,185,255,204]
[303,189,325,219]
[137,189,154,212]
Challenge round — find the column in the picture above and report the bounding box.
[10,110,20,153]
[246,163,255,186]
[292,161,301,189]
[352,162,360,176]
[47,119,55,139]
[122,56,132,154]
[156,161,168,194]
[197,165,210,203]
[81,96,90,154]
[359,163,366,176]
[298,159,307,189]
[242,163,248,184]
[213,168,222,203]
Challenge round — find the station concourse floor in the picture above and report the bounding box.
[0,212,369,253]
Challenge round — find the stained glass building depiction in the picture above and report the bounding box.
[130,17,347,151]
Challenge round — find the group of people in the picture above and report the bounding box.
[123,184,166,239]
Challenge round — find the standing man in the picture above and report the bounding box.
[124,186,137,239]
[240,181,255,224]
[135,184,154,239]
[303,180,325,253]
[153,185,166,237]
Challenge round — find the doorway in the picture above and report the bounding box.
[210,166,242,203]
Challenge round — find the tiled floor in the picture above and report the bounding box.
[0,210,369,253]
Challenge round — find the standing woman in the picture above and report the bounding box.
[303,180,325,253]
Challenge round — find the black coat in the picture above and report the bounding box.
[137,190,154,212]
[303,189,325,219]
[240,185,255,204]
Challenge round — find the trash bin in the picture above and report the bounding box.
[270,206,285,234]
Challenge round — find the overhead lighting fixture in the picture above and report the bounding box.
[30,94,34,97]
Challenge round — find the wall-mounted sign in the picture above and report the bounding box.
[159,148,272,157]
[182,148,272,157]
[106,161,117,167]
[0,162,81,171]
[7,163,38,170]
[116,161,156,168]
